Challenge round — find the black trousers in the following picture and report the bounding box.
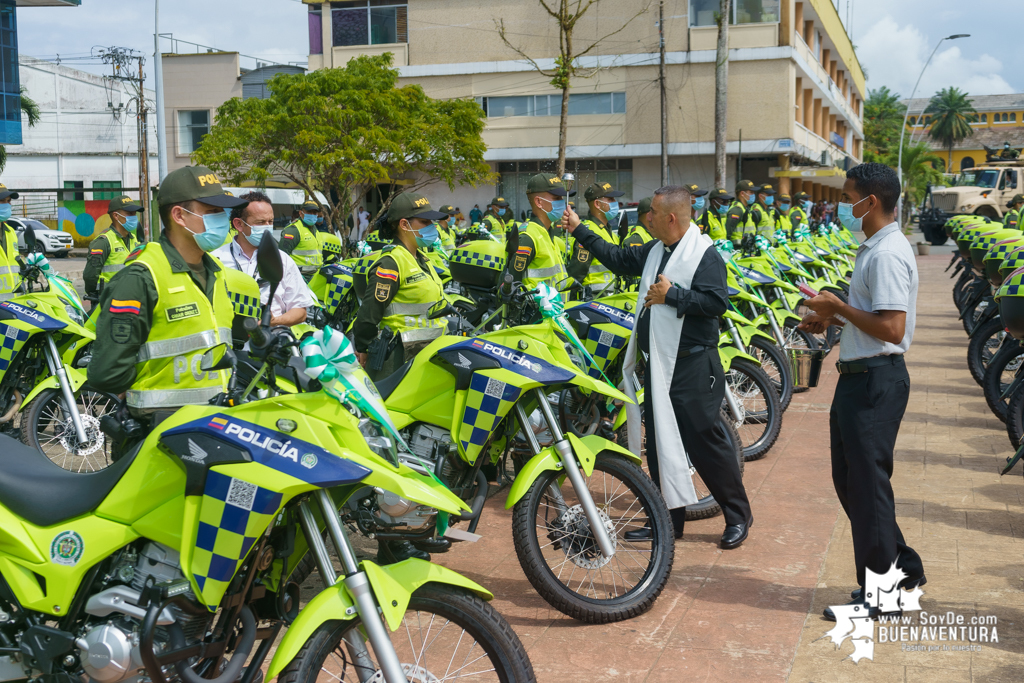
[643,350,751,526]
[830,357,924,588]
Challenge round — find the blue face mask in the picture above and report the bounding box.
[745,194,755,206]
[413,221,440,248]
[837,197,868,232]
[764,195,774,206]
[302,213,317,227]
[544,198,567,224]
[243,221,274,247]
[602,201,620,223]
[182,207,231,252]
[716,203,728,216]
[0,204,11,221]
[779,203,791,212]
[802,200,813,213]
[316,216,324,226]
[693,196,706,212]
[499,207,508,217]
[122,214,139,234]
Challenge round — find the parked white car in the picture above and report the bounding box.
[10,217,74,257]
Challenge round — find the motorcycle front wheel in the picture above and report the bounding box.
[512,453,674,624]
[279,584,535,683]
[746,337,793,412]
[725,358,783,461]
[982,340,1023,423]
[967,317,1004,386]
[20,386,118,472]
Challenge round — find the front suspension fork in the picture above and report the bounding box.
[44,336,88,443]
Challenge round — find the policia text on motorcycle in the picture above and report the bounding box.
[0,184,23,301]
[279,199,323,275]
[352,192,450,374]
[84,195,142,300]
[87,166,249,416]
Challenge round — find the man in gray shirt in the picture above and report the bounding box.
[799,162,924,621]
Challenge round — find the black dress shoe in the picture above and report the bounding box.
[823,597,902,622]
[623,515,685,541]
[851,575,926,601]
[624,524,652,541]
[720,515,752,550]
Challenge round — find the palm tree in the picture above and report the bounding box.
[890,140,944,226]
[863,86,905,163]
[0,86,41,174]
[924,87,976,172]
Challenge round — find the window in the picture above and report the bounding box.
[93,181,122,201]
[0,0,21,145]
[309,5,322,55]
[177,110,210,155]
[1013,113,1018,122]
[960,156,975,171]
[690,0,779,26]
[62,180,83,202]
[483,92,626,117]
[332,1,407,47]
[981,113,987,123]
[908,116,916,126]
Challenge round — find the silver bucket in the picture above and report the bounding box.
[788,348,825,388]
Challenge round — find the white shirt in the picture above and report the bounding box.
[358,210,370,229]
[213,238,316,319]
[838,221,918,361]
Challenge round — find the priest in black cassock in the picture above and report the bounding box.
[562,185,752,548]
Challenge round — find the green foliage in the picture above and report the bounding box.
[862,86,905,164]
[924,86,976,171]
[889,140,944,208]
[193,54,493,230]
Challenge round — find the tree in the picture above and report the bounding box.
[890,140,944,220]
[496,0,650,175]
[862,86,905,164]
[192,54,492,238]
[713,0,730,188]
[0,87,42,173]
[925,86,976,172]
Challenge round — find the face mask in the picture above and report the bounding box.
[0,204,11,221]
[409,221,439,248]
[301,213,317,227]
[316,216,324,226]
[602,201,620,223]
[542,198,566,224]
[499,207,507,217]
[745,194,755,206]
[693,196,706,212]
[715,203,728,216]
[243,221,274,247]
[123,215,139,234]
[802,200,813,213]
[837,197,869,232]
[780,203,791,212]
[181,207,230,252]
[764,195,774,206]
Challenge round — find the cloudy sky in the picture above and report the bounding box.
[15,0,1023,100]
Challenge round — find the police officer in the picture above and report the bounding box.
[0,183,22,301]
[279,199,323,276]
[84,195,142,301]
[789,191,812,234]
[575,181,625,295]
[505,173,572,295]
[353,192,449,378]
[748,183,779,237]
[685,184,709,226]
[776,193,793,236]
[481,196,511,239]
[701,189,734,242]
[623,196,654,247]
[726,179,757,243]
[437,205,459,252]
[87,166,247,418]
[1004,194,1023,230]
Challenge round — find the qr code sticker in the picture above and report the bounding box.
[598,330,614,346]
[484,378,506,400]
[225,478,257,511]
[5,326,17,339]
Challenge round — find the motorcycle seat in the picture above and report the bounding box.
[374,360,413,400]
[0,435,139,528]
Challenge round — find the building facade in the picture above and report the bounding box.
[305,0,864,217]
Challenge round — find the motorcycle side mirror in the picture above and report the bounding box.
[428,301,456,320]
[200,343,236,372]
[257,231,283,327]
[24,225,38,254]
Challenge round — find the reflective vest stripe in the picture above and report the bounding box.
[293,249,321,256]
[384,301,434,316]
[101,264,125,273]
[590,263,611,274]
[136,327,232,362]
[399,327,444,344]
[0,265,16,274]
[126,386,226,410]
[527,265,563,278]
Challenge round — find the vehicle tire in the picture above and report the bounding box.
[926,227,948,246]
[967,317,1005,386]
[746,337,793,412]
[615,409,743,521]
[982,340,1023,423]
[1006,384,1024,449]
[20,386,119,472]
[961,297,990,335]
[512,453,674,623]
[724,358,783,461]
[277,584,535,683]
[952,271,972,309]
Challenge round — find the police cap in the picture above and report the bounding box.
[683,183,709,197]
[0,183,19,201]
[583,181,625,202]
[158,166,247,208]
[108,195,143,213]
[735,179,757,193]
[388,192,447,224]
[707,188,734,202]
[526,173,569,197]
[757,183,777,195]
[637,196,653,214]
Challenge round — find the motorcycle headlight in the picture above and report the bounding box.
[64,304,85,326]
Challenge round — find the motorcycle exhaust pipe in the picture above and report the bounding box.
[0,390,22,424]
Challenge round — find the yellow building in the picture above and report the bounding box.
[304,0,865,215]
[902,93,1024,173]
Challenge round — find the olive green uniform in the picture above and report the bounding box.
[508,219,589,286]
[84,229,135,297]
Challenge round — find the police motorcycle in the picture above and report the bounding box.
[965,232,1024,389]
[1,227,118,472]
[22,234,537,683]
[992,264,1024,471]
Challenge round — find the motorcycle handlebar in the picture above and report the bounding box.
[244,317,269,349]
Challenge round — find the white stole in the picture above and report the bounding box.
[622,226,713,509]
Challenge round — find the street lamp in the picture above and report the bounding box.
[897,33,969,226]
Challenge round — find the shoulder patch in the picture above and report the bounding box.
[382,244,396,253]
[124,244,146,262]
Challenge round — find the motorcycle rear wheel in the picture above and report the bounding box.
[982,340,1023,423]
[20,386,119,472]
[725,358,783,461]
[747,337,793,412]
[1006,382,1024,449]
[967,317,1004,386]
[512,453,674,623]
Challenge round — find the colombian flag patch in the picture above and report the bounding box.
[90,249,103,255]
[516,246,531,255]
[376,268,399,281]
[109,299,141,315]
[209,417,228,430]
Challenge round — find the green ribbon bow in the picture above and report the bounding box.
[532,282,615,388]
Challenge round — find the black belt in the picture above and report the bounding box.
[836,354,904,375]
[679,345,707,359]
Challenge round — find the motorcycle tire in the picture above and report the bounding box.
[512,453,674,623]
[982,340,1023,423]
[277,584,535,683]
[961,298,988,336]
[1007,384,1024,450]
[952,271,972,309]
[725,358,783,461]
[20,386,119,473]
[967,317,1005,386]
[746,337,793,412]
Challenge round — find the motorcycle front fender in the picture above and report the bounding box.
[264,558,491,681]
[736,323,776,347]
[22,365,86,406]
[719,346,759,373]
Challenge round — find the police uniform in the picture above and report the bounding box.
[279,199,324,275]
[748,183,779,237]
[623,196,654,248]
[575,181,626,295]
[1004,194,1024,231]
[84,195,142,298]
[0,183,23,301]
[701,189,734,242]
[726,179,757,243]
[789,191,811,235]
[776,193,793,237]
[87,166,249,416]
[352,192,450,378]
[505,173,572,295]
[480,196,511,240]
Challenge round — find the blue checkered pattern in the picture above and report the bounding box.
[458,373,521,463]
[325,274,353,315]
[450,250,505,271]
[228,291,261,319]
[0,325,30,372]
[582,325,627,378]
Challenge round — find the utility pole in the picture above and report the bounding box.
[659,0,668,187]
[154,0,168,183]
[714,0,730,188]
[137,58,151,241]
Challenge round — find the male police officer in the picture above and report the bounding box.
[789,191,812,233]
[279,199,323,276]
[726,179,757,243]
[88,166,247,417]
[505,173,572,295]
[481,196,511,239]
[0,183,22,301]
[84,195,142,300]
[623,196,654,247]
[777,194,793,236]
[437,204,459,252]
[701,189,734,242]
[1004,194,1023,230]
[575,182,625,295]
[685,184,709,224]
[748,184,779,236]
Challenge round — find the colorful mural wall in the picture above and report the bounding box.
[57,200,115,247]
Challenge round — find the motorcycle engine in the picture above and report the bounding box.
[76,543,211,683]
